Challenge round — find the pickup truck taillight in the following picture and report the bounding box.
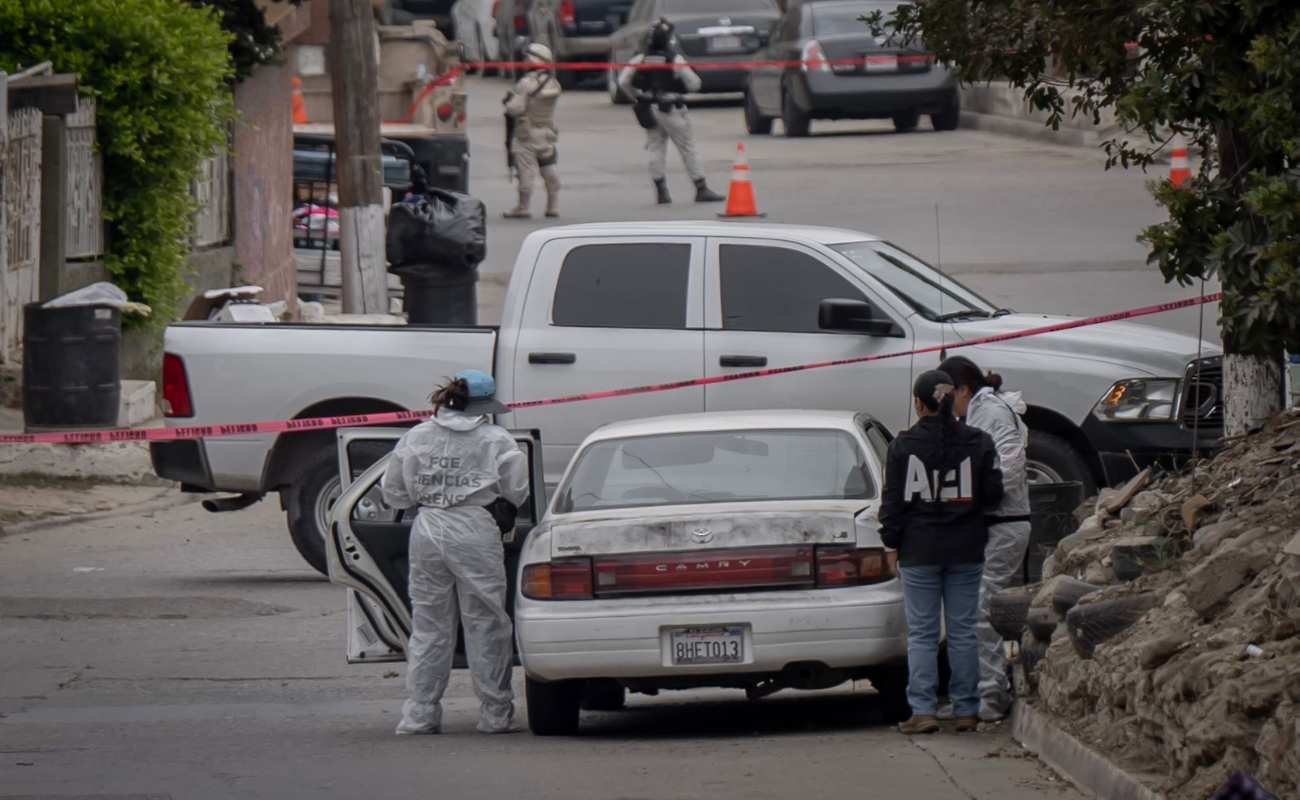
[522,559,594,600]
[815,547,897,588]
[560,0,576,27]
[162,353,193,418]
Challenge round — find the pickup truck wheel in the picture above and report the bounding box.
[1026,431,1097,495]
[285,442,389,576]
[526,675,581,735]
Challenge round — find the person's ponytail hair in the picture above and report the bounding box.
[939,355,1004,394]
[429,377,470,411]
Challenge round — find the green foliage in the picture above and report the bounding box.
[191,0,305,82]
[0,0,235,326]
[868,0,1300,357]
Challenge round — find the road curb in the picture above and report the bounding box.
[1012,700,1163,800]
[959,110,1105,149]
[0,488,199,539]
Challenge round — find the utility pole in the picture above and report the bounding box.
[328,0,388,314]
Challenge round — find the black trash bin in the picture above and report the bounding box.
[1021,481,1086,584]
[22,302,121,429]
[396,263,479,325]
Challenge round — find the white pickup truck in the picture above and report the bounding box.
[153,221,1222,573]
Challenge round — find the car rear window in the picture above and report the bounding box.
[812,2,904,36]
[555,428,875,513]
[663,0,777,13]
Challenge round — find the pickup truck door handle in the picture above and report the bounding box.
[719,355,768,368]
[528,352,577,365]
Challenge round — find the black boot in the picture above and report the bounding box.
[694,177,725,203]
[654,178,672,204]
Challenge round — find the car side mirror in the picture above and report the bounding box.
[819,298,901,337]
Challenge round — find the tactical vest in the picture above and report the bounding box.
[631,54,688,96]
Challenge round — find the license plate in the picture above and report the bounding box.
[669,626,744,665]
[708,35,744,53]
[865,55,898,72]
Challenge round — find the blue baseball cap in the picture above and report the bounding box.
[455,369,511,416]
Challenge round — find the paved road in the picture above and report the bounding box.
[464,76,1220,341]
[0,500,1078,799]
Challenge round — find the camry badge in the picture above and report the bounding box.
[691,527,714,543]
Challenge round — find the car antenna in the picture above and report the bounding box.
[935,202,946,362]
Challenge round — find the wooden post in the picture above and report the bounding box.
[39,115,67,302]
[328,0,388,315]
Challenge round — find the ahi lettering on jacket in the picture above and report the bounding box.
[903,455,974,503]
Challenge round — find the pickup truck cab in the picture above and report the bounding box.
[153,221,1222,574]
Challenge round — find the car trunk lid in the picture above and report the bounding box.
[815,32,931,75]
[673,12,779,58]
[570,0,632,36]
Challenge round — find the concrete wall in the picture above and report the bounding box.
[232,62,298,311]
[960,82,1123,149]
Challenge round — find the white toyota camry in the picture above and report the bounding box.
[514,410,909,735]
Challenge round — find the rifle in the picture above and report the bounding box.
[504,108,517,182]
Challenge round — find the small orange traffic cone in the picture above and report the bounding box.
[292,77,310,125]
[1169,133,1191,188]
[718,143,765,218]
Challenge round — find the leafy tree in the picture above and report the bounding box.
[189,0,306,83]
[869,0,1300,434]
[1,0,236,326]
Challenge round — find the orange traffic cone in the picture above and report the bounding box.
[292,77,310,125]
[718,143,765,218]
[1169,133,1191,188]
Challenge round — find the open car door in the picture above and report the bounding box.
[326,427,546,664]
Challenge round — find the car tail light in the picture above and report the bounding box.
[593,546,815,596]
[492,1,500,18]
[815,547,897,588]
[522,559,594,600]
[161,353,193,418]
[801,40,830,72]
[436,103,454,122]
[514,13,527,32]
[560,0,576,27]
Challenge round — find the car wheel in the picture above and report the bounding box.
[526,675,582,735]
[284,441,389,576]
[781,86,810,137]
[580,682,626,711]
[744,89,772,135]
[1025,431,1097,495]
[607,64,631,105]
[892,110,920,132]
[870,663,911,723]
[931,92,961,131]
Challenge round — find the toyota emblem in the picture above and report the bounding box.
[691,527,714,543]
[719,16,731,25]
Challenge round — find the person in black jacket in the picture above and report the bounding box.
[880,370,1004,735]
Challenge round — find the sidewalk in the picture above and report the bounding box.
[0,406,182,534]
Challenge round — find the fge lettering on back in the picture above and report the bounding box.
[903,455,974,503]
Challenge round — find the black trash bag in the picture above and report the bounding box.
[386,188,487,270]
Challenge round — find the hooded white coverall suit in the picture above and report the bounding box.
[966,388,1031,721]
[381,409,529,734]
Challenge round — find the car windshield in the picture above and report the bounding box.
[811,2,903,36]
[663,0,776,13]
[555,428,874,513]
[831,240,997,321]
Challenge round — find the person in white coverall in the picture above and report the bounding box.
[381,369,529,735]
[941,355,1031,722]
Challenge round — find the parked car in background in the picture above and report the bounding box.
[495,0,538,78]
[514,410,909,734]
[453,0,502,67]
[607,0,782,103]
[379,0,460,30]
[526,0,634,87]
[743,0,959,137]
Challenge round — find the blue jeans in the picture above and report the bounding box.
[899,562,984,718]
